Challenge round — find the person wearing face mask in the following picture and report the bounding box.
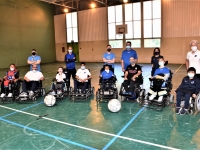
[186,40,200,79]
[175,67,200,115]
[65,46,76,87]
[151,47,164,76]
[27,49,41,72]
[73,62,91,93]
[0,64,19,98]
[148,57,170,102]
[100,65,115,87]
[121,41,138,72]
[19,64,44,97]
[103,45,116,72]
[123,57,142,98]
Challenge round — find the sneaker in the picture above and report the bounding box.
[123,92,128,95]
[19,92,28,97]
[180,108,188,115]
[7,93,13,97]
[175,107,181,114]
[50,91,56,95]
[29,91,34,96]
[157,96,163,102]
[149,94,156,100]
[0,93,5,98]
[57,91,62,95]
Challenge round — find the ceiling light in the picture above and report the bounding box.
[123,0,128,3]
[64,8,68,13]
[90,3,96,8]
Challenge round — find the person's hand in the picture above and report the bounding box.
[73,57,75,59]
[26,79,30,82]
[14,79,18,82]
[124,77,128,80]
[192,94,197,98]
[122,68,125,72]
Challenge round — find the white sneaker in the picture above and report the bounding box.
[57,91,62,95]
[0,93,5,98]
[149,94,156,100]
[7,93,13,97]
[158,96,163,102]
[50,91,56,95]
[19,92,28,97]
[29,91,34,96]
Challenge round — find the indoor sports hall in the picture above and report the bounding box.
[0,0,200,150]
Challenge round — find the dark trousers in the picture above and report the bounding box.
[152,79,164,92]
[74,80,88,92]
[22,81,39,93]
[52,82,65,91]
[176,91,191,109]
[151,68,156,76]
[67,68,76,86]
[123,79,136,92]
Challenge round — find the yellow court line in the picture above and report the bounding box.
[174,64,183,74]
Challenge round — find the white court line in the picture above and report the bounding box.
[0,105,179,150]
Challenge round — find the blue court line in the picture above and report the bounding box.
[0,118,97,150]
[103,107,145,150]
[0,101,44,119]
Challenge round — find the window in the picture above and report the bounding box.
[126,40,141,48]
[144,39,160,48]
[109,40,123,48]
[66,12,78,43]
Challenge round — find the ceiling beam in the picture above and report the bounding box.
[39,0,76,9]
[94,0,105,5]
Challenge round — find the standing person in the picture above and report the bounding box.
[186,40,200,79]
[65,46,76,86]
[121,41,138,72]
[151,47,164,76]
[27,49,41,71]
[103,45,116,72]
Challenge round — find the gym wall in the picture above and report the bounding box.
[0,0,56,69]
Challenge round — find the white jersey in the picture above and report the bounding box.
[76,68,91,82]
[56,73,66,82]
[186,50,200,74]
[25,71,44,81]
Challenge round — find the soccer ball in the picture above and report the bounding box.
[44,95,56,107]
[108,99,121,112]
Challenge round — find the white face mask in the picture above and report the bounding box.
[33,70,37,73]
[81,66,85,70]
[191,46,197,52]
[68,50,72,53]
[10,68,14,71]
[159,61,164,66]
[188,73,194,78]
[105,69,109,73]
[126,46,131,49]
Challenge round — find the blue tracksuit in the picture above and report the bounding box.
[65,53,76,69]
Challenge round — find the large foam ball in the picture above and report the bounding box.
[44,95,56,107]
[108,99,121,112]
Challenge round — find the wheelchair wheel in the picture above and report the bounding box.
[96,91,101,101]
[169,94,174,103]
[195,93,200,112]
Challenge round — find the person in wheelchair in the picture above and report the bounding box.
[50,67,66,95]
[123,57,142,97]
[175,67,200,115]
[0,63,19,98]
[73,62,91,94]
[148,57,170,102]
[19,64,44,97]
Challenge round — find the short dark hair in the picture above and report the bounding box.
[80,62,85,65]
[107,45,111,47]
[153,47,160,55]
[187,67,196,74]
[126,41,132,46]
[32,49,36,51]
[104,64,110,68]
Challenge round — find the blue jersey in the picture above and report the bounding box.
[154,67,170,77]
[65,53,76,70]
[101,70,114,79]
[121,49,138,70]
[28,55,41,71]
[103,52,116,68]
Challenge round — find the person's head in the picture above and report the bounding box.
[187,67,196,78]
[80,62,86,70]
[158,57,165,67]
[9,63,16,71]
[107,45,112,52]
[58,67,63,73]
[190,40,199,52]
[104,65,110,71]
[126,41,132,50]
[153,47,160,56]
[68,46,73,54]
[129,57,135,65]
[32,64,37,72]
[32,49,37,56]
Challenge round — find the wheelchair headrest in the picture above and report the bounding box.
[164,61,168,66]
[101,65,114,73]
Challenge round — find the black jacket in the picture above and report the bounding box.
[176,76,200,95]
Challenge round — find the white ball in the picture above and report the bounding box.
[108,99,121,112]
[44,95,56,107]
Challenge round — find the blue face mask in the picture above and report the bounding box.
[188,73,194,78]
[126,46,131,49]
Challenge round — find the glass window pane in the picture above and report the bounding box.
[66,13,72,28]
[144,39,161,48]
[143,1,152,19]
[133,3,141,21]
[108,23,116,39]
[115,5,123,23]
[126,39,141,48]
[116,22,123,39]
[153,19,161,37]
[109,40,123,48]
[108,6,115,23]
[153,0,161,19]
[67,28,72,43]
[72,12,77,27]
[144,20,152,38]
[125,21,133,39]
[125,4,132,21]
[133,21,141,38]
[72,27,78,42]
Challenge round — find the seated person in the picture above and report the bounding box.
[100,65,115,88]
[20,64,44,97]
[123,57,142,97]
[74,62,91,93]
[0,63,19,98]
[175,67,200,115]
[148,57,170,102]
[51,67,66,95]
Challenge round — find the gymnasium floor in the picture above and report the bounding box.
[0,62,200,150]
